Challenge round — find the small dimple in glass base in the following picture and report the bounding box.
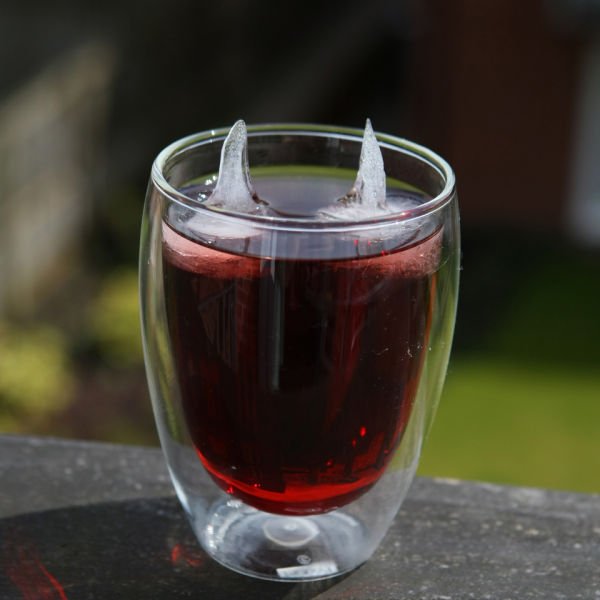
[197,496,370,581]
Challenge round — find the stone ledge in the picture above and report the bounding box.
[1,435,598,599]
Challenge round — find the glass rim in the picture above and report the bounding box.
[151,123,456,232]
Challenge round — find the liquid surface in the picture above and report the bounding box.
[163,175,440,514]
[188,169,427,219]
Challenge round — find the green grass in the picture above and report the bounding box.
[419,240,600,494]
[419,358,600,493]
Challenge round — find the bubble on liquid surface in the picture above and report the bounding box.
[318,119,391,221]
[205,119,267,215]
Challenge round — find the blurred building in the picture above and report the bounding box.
[552,0,600,246]
[412,0,600,244]
[0,43,114,316]
[0,0,598,324]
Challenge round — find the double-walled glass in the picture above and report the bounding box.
[140,124,459,581]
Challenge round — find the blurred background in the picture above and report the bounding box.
[0,0,598,493]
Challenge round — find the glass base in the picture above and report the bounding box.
[195,497,369,581]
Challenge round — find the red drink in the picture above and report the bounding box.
[162,177,441,515]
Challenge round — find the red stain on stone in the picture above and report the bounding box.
[170,542,203,568]
[2,530,68,599]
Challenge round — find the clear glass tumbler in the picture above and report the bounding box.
[139,124,459,581]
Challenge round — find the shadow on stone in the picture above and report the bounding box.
[0,496,350,599]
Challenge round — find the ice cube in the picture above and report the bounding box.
[205,119,266,215]
[169,208,257,248]
[163,120,269,259]
[318,119,390,221]
[352,118,386,209]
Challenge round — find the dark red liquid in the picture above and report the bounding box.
[163,185,440,515]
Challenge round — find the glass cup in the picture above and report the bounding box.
[139,124,459,581]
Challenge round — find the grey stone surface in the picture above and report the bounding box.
[0,434,171,518]
[0,434,599,599]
